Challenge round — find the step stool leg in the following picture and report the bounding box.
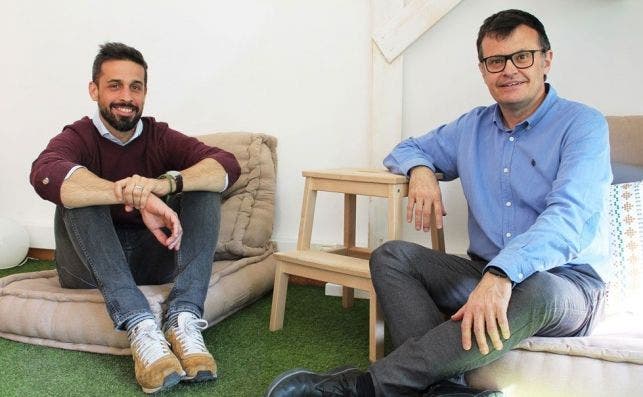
[269,261,290,331]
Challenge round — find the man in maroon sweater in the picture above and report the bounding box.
[30,42,240,394]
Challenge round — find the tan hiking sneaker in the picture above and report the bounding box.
[127,319,185,394]
[165,312,217,382]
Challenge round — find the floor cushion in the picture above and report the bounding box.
[0,253,275,354]
[0,132,278,354]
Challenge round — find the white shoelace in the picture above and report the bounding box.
[128,320,172,367]
[174,313,209,354]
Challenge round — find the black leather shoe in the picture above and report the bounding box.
[423,380,503,397]
[265,366,363,397]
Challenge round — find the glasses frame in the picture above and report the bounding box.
[480,49,546,73]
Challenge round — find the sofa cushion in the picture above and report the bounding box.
[197,133,277,260]
[467,343,643,396]
[611,162,643,184]
[604,180,642,316]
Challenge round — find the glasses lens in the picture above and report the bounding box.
[512,51,534,68]
[485,56,506,73]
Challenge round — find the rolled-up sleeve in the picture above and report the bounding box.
[159,128,241,189]
[30,129,84,206]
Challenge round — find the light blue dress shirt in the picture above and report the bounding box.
[383,85,612,284]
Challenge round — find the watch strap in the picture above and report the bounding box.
[485,266,508,279]
[158,174,175,194]
[158,171,183,195]
[173,172,183,194]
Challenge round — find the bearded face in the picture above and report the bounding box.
[98,100,142,132]
[89,59,147,136]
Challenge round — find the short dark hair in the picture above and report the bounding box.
[92,42,148,85]
[476,9,551,61]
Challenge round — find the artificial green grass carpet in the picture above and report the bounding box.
[0,260,373,396]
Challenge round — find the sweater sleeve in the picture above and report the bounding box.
[159,126,241,189]
[30,127,86,206]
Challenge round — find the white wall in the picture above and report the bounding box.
[1,0,642,255]
[401,0,643,254]
[0,0,371,249]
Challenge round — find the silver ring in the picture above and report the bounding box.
[134,185,144,190]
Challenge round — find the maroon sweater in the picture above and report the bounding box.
[31,116,240,227]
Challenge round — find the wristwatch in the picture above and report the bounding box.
[485,266,509,279]
[159,170,183,194]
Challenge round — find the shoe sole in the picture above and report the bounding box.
[264,366,358,397]
[141,372,183,394]
[182,370,218,383]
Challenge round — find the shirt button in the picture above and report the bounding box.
[505,201,512,207]
[509,136,515,142]
[518,273,524,280]
[503,168,509,173]
[506,232,512,238]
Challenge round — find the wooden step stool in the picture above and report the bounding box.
[269,168,444,362]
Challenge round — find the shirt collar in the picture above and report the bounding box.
[91,111,143,146]
[491,83,557,132]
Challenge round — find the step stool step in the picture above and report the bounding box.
[274,250,371,279]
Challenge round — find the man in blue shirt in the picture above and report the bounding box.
[265,9,610,397]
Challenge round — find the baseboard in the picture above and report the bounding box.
[27,248,54,261]
[324,283,370,299]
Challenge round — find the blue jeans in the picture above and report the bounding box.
[54,192,221,330]
[368,241,605,396]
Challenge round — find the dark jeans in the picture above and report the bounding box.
[54,192,221,330]
[368,241,605,396]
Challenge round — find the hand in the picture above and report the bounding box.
[451,272,512,355]
[126,194,183,250]
[114,174,172,209]
[407,166,447,232]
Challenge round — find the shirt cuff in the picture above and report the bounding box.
[220,173,229,192]
[64,165,85,180]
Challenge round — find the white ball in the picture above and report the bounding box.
[0,218,30,269]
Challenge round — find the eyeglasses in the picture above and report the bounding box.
[480,49,546,73]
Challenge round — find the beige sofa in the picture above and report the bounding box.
[0,132,277,354]
[466,116,643,396]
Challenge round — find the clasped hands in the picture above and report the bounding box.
[407,166,512,355]
[115,174,182,251]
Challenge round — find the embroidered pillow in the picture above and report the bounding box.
[604,180,643,315]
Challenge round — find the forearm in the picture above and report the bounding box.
[181,158,228,192]
[60,168,122,208]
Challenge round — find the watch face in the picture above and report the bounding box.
[167,170,181,177]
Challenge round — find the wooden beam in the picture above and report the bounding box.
[369,0,404,248]
[372,0,462,63]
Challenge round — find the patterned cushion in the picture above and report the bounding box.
[605,180,643,315]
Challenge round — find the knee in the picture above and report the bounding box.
[176,191,221,211]
[369,240,416,280]
[58,205,112,228]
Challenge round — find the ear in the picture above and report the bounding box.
[542,50,553,74]
[88,81,98,101]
